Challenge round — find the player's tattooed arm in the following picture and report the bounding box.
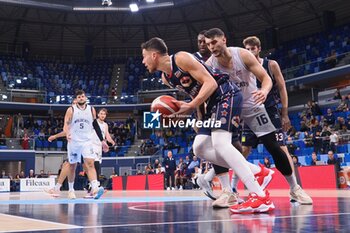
[63,107,73,138]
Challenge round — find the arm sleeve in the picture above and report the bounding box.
[93,119,104,141]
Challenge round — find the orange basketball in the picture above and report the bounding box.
[151,95,180,116]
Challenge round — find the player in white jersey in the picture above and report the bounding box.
[63,90,106,199]
[85,108,115,197]
[204,28,311,212]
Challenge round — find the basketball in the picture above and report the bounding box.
[151,95,180,116]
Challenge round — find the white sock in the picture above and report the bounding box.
[231,174,239,191]
[285,174,298,190]
[218,173,231,191]
[204,168,216,182]
[194,131,265,197]
[91,180,99,190]
[68,182,74,191]
[247,163,261,175]
[54,183,62,191]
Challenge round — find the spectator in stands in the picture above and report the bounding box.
[333,89,342,100]
[339,125,350,143]
[321,125,332,152]
[325,108,336,126]
[329,130,339,153]
[311,101,322,116]
[304,131,313,147]
[300,121,310,132]
[21,133,30,150]
[25,114,34,129]
[0,170,7,178]
[27,169,35,178]
[310,152,319,166]
[327,150,340,171]
[19,171,25,178]
[0,133,6,146]
[184,155,191,169]
[324,49,337,69]
[286,136,298,155]
[287,126,298,139]
[346,115,350,130]
[312,120,323,154]
[36,170,47,178]
[175,157,186,190]
[335,117,346,131]
[263,157,271,168]
[153,159,160,169]
[336,96,348,112]
[186,155,199,178]
[292,156,302,167]
[164,151,176,190]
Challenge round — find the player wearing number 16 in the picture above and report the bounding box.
[204,28,312,210]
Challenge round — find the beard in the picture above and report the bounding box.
[78,101,86,106]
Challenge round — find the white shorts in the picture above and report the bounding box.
[67,141,95,164]
[241,104,276,138]
[92,143,102,163]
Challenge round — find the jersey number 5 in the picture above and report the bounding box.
[79,123,84,129]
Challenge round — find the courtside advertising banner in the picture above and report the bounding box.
[20,178,55,191]
[0,179,10,192]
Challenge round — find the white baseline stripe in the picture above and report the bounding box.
[0,213,82,233]
[80,212,350,229]
[128,205,168,213]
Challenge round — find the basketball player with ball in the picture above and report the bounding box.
[142,37,275,213]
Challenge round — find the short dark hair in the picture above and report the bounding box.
[141,37,168,55]
[198,30,207,36]
[75,89,85,97]
[204,28,225,39]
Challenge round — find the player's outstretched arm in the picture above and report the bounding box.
[48,131,66,142]
[105,124,115,146]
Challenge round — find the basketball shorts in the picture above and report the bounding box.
[67,141,95,164]
[198,90,242,140]
[241,105,286,148]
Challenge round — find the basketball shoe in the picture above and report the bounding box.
[212,188,239,208]
[290,185,313,205]
[68,190,76,199]
[197,174,216,200]
[44,188,60,197]
[230,190,275,214]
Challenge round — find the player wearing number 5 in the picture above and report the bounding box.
[63,90,106,199]
[204,28,312,205]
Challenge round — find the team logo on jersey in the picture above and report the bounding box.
[143,111,161,129]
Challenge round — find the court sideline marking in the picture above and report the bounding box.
[0,213,82,233]
[78,212,350,230]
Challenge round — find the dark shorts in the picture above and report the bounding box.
[241,105,286,148]
[198,90,242,141]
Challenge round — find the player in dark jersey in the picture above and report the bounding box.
[193,30,211,62]
[141,37,275,213]
[240,36,312,205]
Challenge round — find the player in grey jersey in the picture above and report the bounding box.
[204,28,312,210]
